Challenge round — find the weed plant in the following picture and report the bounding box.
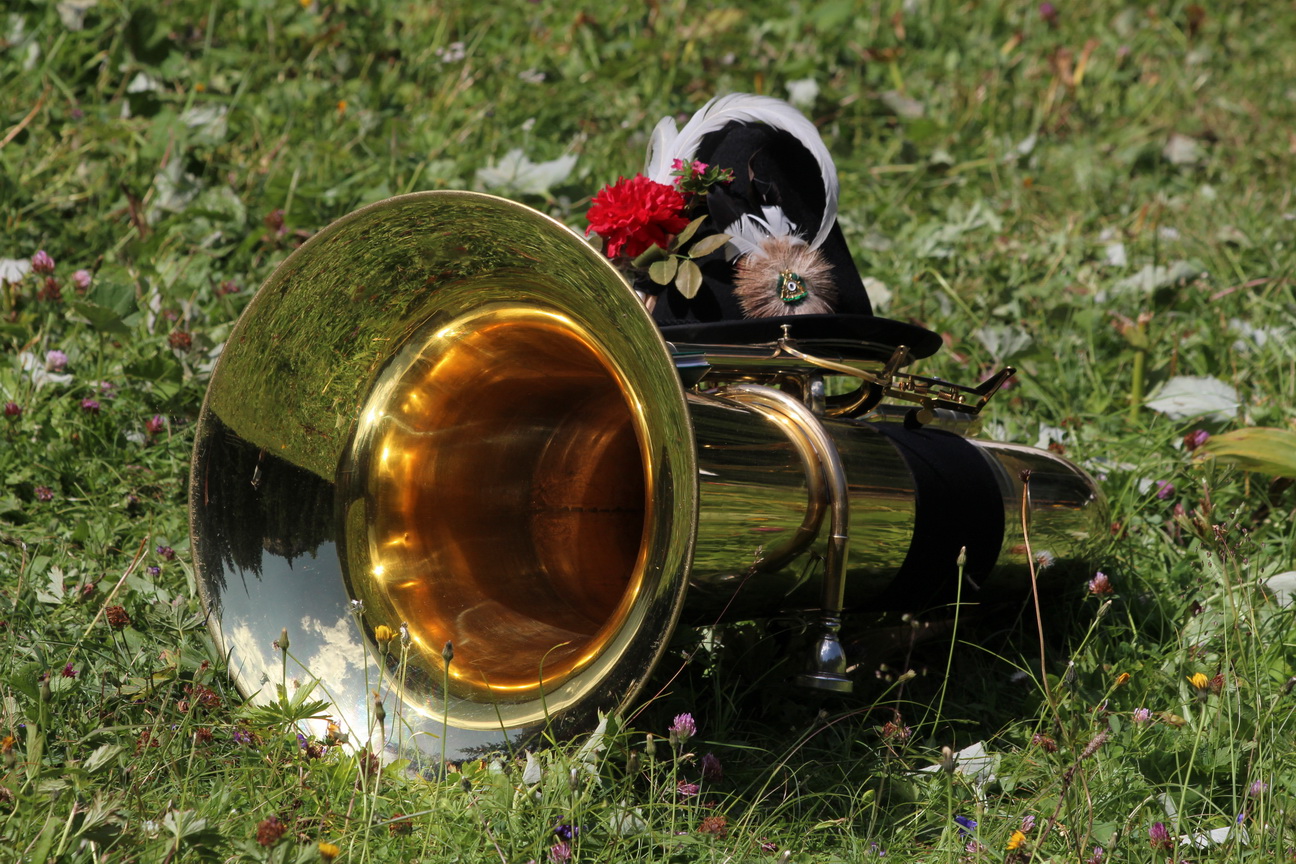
[2,1,1296,862]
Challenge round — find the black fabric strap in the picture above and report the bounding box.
[868,423,1005,609]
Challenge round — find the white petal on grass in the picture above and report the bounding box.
[0,258,31,284]
[18,352,73,389]
[1179,824,1248,849]
[609,802,648,836]
[1264,571,1296,607]
[475,149,577,197]
[974,325,1033,361]
[862,277,891,312]
[180,104,229,145]
[126,71,161,93]
[1035,422,1068,451]
[786,77,819,109]
[1230,318,1288,353]
[1104,241,1127,266]
[57,0,98,30]
[522,750,543,786]
[1111,260,1203,294]
[920,740,997,786]
[880,90,925,119]
[1145,376,1239,422]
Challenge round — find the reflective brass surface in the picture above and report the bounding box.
[191,191,1109,767]
[343,307,648,704]
[191,192,695,761]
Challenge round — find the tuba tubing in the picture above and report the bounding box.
[190,191,1107,765]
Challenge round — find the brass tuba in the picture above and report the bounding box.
[190,191,1107,762]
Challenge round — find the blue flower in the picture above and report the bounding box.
[954,816,977,836]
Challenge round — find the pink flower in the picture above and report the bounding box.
[32,250,55,274]
[1155,480,1175,500]
[35,486,54,502]
[701,752,723,782]
[1148,822,1172,851]
[45,350,68,372]
[145,415,166,436]
[1133,707,1151,724]
[1184,429,1210,451]
[81,398,100,414]
[690,160,708,177]
[677,780,700,798]
[3,402,19,419]
[586,175,690,259]
[668,712,696,747]
[73,269,92,291]
[1088,571,1113,595]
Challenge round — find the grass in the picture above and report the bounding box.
[2,0,1296,861]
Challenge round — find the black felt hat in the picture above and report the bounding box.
[623,95,941,361]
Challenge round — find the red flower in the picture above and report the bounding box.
[586,175,690,260]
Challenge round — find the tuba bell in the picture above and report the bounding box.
[190,191,1107,763]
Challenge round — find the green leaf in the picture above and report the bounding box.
[688,233,730,258]
[672,215,707,248]
[1200,427,1296,478]
[675,259,703,299]
[83,743,125,775]
[630,244,668,268]
[648,257,678,285]
[66,301,129,335]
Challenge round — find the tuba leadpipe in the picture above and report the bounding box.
[190,191,1106,763]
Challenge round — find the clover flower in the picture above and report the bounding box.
[1148,821,1172,851]
[549,840,572,863]
[1133,707,1152,724]
[1184,429,1210,451]
[697,814,728,837]
[701,752,723,783]
[34,486,54,502]
[1155,480,1175,500]
[256,816,286,846]
[31,250,55,275]
[677,780,700,798]
[145,415,166,436]
[3,402,20,419]
[46,350,68,372]
[1088,571,1113,595]
[105,605,131,630]
[80,398,100,414]
[73,269,92,291]
[669,712,696,748]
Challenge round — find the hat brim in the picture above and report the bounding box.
[659,314,942,362]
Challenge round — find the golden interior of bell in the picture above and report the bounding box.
[351,308,649,701]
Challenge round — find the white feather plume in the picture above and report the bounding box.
[642,93,838,249]
[724,206,801,258]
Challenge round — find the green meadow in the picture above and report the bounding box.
[2,1,1295,861]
